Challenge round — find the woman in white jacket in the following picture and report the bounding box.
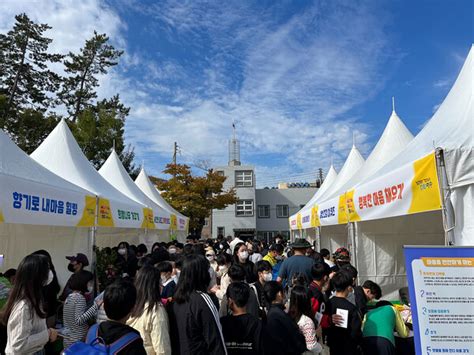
[127,265,171,355]
[2,254,58,355]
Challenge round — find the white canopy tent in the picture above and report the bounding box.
[135,167,189,242]
[0,130,94,287]
[99,150,172,247]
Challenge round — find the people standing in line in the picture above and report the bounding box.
[127,265,172,355]
[361,300,409,355]
[263,281,307,355]
[320,249,335,268]
[218,265,259,318]
[339,264,358,305]
[168,254,227,355]
[220,282,263,355]
[289,285,322,354]
[262,243,283,267]
[308,262,331,331]
[353,280,382,316]
[250,260,273,319]
[62,273,101,348]
[232,242,256,283]
[206,247,218,272]
[327,272,362,355]
[156,262,177,300]
[214,253,233,301]
[117,241,139,278]
[247,241,263,264]
[60,253,93,302]
[277,239,314,286]
[2,254,58,355]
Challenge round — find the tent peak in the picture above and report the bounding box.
[392,96,396,113]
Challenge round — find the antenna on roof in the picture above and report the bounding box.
[392,96,396,112]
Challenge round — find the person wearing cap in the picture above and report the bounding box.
[60,253,93,302]
[333,247,351,267]
[276,238,314,287]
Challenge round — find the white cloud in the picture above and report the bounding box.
[1,1,393,185]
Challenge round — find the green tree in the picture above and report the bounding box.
[157,164,238,236]
[59,31,123,122]
[72,95,139,176]
[0,13,62,117]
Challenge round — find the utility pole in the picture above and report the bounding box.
[317,168,324,187]
[173,142,178,165]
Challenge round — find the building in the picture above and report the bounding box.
[210,127,316,241]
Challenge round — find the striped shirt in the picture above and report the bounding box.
[63,292,98,348]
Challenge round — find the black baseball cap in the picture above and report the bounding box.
[66,253,89,267]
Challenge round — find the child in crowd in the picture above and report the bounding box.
[263,281,307,355]
[289,285,322,354]
[62,273,101,348]
[91,279,146,354]
[327,272,362,355]
[220,282,263,354]
[156,261,176,300]
[250,260,273,319]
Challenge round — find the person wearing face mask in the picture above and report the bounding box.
[263,281,307,355]
[156,262,176,300]
[212,253,232,301]
[116,242,139,278]
[62,273,102,348]
[232,242,257,283]
[60,253,93,302]
[2,254,58,354]
[250,260,273,319]
[205,247,218,272]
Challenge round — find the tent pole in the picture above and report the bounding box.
[435,148,456,245]
[315,227,321,252]
[348,222,358,268]
[91,196,99,295]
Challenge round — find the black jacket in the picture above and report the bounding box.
[98,320,146,355]
[327,296,362,355]
[169,291,226,355]
[264,304,307,355]
[354,286,368,316]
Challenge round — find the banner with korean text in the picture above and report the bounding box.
[0,174,96,227]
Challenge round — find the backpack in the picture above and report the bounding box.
[62,323,140,355]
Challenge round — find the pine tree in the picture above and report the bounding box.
[59,31,123,121]
[0,14,62,116]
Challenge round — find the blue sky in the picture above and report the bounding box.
[1,0,472,187]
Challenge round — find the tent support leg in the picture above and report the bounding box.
[315,227,321,251]
[91,197,99,295]
[435,148,456,245]
[348,222,358,268]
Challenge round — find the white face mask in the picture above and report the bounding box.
[161,275,169,285]
[118,248,127,256]
[169,248,177,254]
[206,255,215,262]
[263,272,273,282]
[44,270,54,286]
[275,255,283,261]
[87,283,94,293]
[239,251,249,261]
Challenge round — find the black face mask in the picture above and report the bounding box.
[68,263,75,272]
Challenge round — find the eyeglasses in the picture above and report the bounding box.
[206,254,215,257]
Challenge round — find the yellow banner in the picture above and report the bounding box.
[170,214,177,230]
[408,153,442,214]
[76,195,96,227]
[98,198,115,227]
[337,194,349,224]
[141,208,156,229]
[296,213,302,230]
[310,206,320,227]
[346,189,361,222]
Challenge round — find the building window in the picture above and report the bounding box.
[276,205,289,218]
[257,205,270,218]
[217,227,225,236]
[216,170,224,176]
[236,200,254,217]
[235,170,253,187]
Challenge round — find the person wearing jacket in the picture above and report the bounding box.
[263,281,307,355]
[2,254,58,354]
[127,265,171,355]
[232,242,256,283]
[169,254,227,355]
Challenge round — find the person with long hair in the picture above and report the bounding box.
[2,254,58,354]
[127,265,171,355]
[169,254,227,355]
[289,285,322,354]
[232,242,256,283]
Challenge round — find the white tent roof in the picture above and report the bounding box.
[290,164,338,221]
[1,130,91,195]
[31,119,146,228]
[0,130,93,226]
[98,150,171,229]
[328,108,414,198]
[318,144,365,201]
[135,167,188,221]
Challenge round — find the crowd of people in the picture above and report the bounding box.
[0,234,411,355]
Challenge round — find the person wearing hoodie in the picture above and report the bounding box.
[92,279,146,354]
